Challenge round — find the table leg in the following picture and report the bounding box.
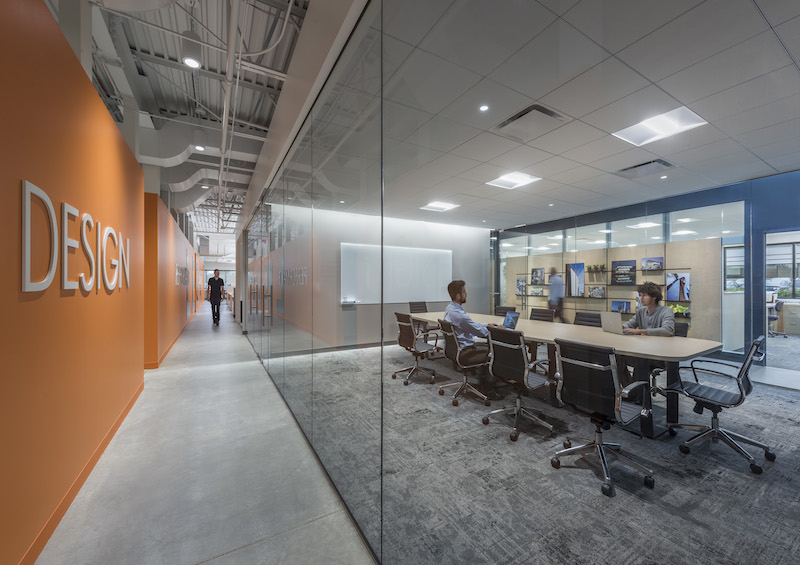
[547,343,559,406]
[666,361,679,425]
[633,358,655,438]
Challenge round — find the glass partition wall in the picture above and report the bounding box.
[241,2,766,563]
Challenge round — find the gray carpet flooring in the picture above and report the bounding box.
[269,344,800,565]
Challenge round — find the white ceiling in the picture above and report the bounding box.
[293,0,800,232]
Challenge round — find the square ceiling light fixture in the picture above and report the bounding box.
[420,201,459,212]
[613,106,707,146]
[486,172,541,189]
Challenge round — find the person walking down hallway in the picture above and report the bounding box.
[208,269,225,326]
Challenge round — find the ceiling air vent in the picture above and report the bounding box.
[613,159,675,180]
[493,104,571,143]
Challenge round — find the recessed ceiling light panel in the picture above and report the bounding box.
[486,172,541,189]
[613,106,707,146]
[627,222,660,229]
[420,201,459,212]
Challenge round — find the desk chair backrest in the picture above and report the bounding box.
[573,311,602,327]
[487,326,529,385]
[736,335,766,402]
[495,306,516,317]
[395,312,417,350]
[555,338,622,423]
[775,300,784,313]
[675,322,689,337]
[438,318,462,365]
[409,301,428,314]
[530,308,554,322]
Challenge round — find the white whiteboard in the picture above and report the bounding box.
[340,243,452,304]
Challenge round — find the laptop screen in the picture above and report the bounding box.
[503,311,520,330]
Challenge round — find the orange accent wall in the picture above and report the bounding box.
[144,194,199,368]
[0,2,144,564]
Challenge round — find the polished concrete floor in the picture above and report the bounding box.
[36,303,376,565]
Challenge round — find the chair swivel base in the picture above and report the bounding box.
[672,413,775,474]
[439,378,490,406]
[481,396,552,440]
[392,364,436,385]
[550,426,655,497]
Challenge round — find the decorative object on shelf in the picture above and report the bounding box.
[530,267,545,285]
[611,260,637,285]
[642,256,664,271]
[611,300,631,313]
[516,275,527,296]
[668,303,690,317]
[587,286,605,299]
[666,272,691,302]
[530,286,544,296]
[566,263,584,297]
[586,264,607,273]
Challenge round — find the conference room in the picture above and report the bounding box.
[242,1,800,563]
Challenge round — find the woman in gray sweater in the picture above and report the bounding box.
[623,281,675,336]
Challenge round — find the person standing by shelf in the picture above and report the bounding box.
[207,269,225,326]
[548,267,565,323]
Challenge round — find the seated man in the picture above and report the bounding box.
[623,281,675,336]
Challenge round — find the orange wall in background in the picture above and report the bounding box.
[144,194,198,368]
[0,2,144,564]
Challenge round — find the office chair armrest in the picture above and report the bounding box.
[688,359,739,382]
[621,380,649,398]
[621,380,652,412]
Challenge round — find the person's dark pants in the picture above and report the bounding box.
[549,298,565,323]
[211,300,220,322]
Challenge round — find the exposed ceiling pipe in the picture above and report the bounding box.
[218,0,240,232]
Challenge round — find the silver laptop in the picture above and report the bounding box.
[600,311,624,335]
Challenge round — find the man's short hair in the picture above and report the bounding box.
[447,280,466,301]
[214,269,220,274]
[637,281,663,303]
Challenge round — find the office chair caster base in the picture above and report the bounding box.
[452,399,459,406]
[644,475,655,489]
[403,380,409,386]
[750,463,763,474]
[602,483,615,497]
[563,439,572,449]
[429,374,436,384]
[765,451,776,461]
[668,428,678,437]
[550,457,560,469]
[679,444,690,454]
[484,399,491,407]
[481,416,489,425]
[510,431,519,442]
[439,389,444,395]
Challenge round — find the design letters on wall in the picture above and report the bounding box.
[21,180,131,293]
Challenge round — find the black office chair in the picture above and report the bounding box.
[573,311,602,327]
[409,301,443,352]
[392,312,437,385]
[529,308,554,368]
[437,319,491,406]
[495,305,516,317]
[649,321,689,394]
[481,326,553,440]
[667,335,776,473]
[551,338,655,497]
[768,300,787,338]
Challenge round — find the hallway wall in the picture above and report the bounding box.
[0,2,144,563]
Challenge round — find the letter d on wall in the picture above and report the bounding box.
[22,181,58,292]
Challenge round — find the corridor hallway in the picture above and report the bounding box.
[36,303,375,564]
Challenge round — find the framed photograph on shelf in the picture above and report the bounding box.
[666,272,691,301]
[566,263,584,297]
[530,268,545,285]
[530,286,544,297]
[642,257,664,271]
[516,275,527,296]
[611,300,631,313]
[587,286,605,299]
[611,260,637,285]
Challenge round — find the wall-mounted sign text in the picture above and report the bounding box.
[280,267,307,286]
[22,180,131,293]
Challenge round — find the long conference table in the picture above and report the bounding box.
[411,312,723,438]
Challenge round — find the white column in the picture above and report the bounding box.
[121,95,140,159]
[142,165,161,195]
[59,0,92,78]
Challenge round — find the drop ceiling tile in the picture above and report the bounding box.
[525,155,581,177]
[581,85,681,134]
[713,92,800,136]
[656,31,791,104]
[667,138,750,167]
[775,15,800,63]
[515,178,564,195]
[573,173,642,195]
[588,147,660,173]
[418,0,556,76]
[735,116,800,149]
[383,100,434,142]
[418,153,484,177]
[451,132,521,161]
[540,57,651,118]
[404,116,481,153]
[383,140,443,179]
[763,2,800,26]
[549,165,604,185]
[384,49,482,114]
[538,185,603,204]
[489,144,553,170]
[439,78,536,130]
[617,0,768,82]
[748,135,800,160]
[431,177,482,194]
[342,32,411,95]
[536,0,581,16]
[764,148,800,171]
[458,162,512,183]
[642,125,728,156]
[688,65,800,122]
[562,0,703,53]
[382,0,450,46]
[631,167,715,191]
[462,183,508,198]
[527,120,608,154]
[562,135,633,164]
[694,158,776,185]
[489,19,608,100]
